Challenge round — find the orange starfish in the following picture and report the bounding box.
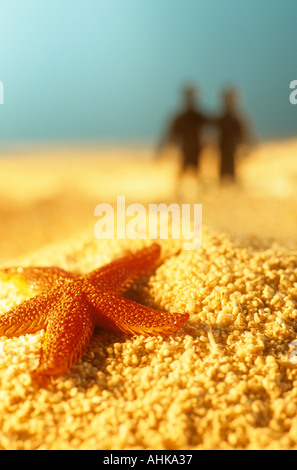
[0,244,189,376]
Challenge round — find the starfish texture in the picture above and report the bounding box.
[0,244,189,376]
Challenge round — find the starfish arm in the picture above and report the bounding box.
[87,289,189,336]
[85,243,162,295]
[0,266,76,295]
[34,284,95,376]
[0,290,55,337]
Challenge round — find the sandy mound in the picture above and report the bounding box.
[0,229,297,450]
[0,140,297,450]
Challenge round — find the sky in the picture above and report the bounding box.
[0,0,296,144]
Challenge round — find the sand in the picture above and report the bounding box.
[0,140,297,450]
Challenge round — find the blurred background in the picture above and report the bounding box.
[0,0,296,143]
[0,0,296,263]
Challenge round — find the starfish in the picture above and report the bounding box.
[0,243,189,376]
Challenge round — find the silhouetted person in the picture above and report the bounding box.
[162,86,210,175]
[216,88,247,183]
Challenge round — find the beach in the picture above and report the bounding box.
[0,139,297,449]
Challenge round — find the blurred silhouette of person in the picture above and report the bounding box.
[160,85,211,179]
[216,87,248,183]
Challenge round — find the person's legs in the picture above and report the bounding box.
[220,147,236,183]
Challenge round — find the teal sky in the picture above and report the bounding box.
[0,0,296,144]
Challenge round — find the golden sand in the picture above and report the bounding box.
[0,141,297,450]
